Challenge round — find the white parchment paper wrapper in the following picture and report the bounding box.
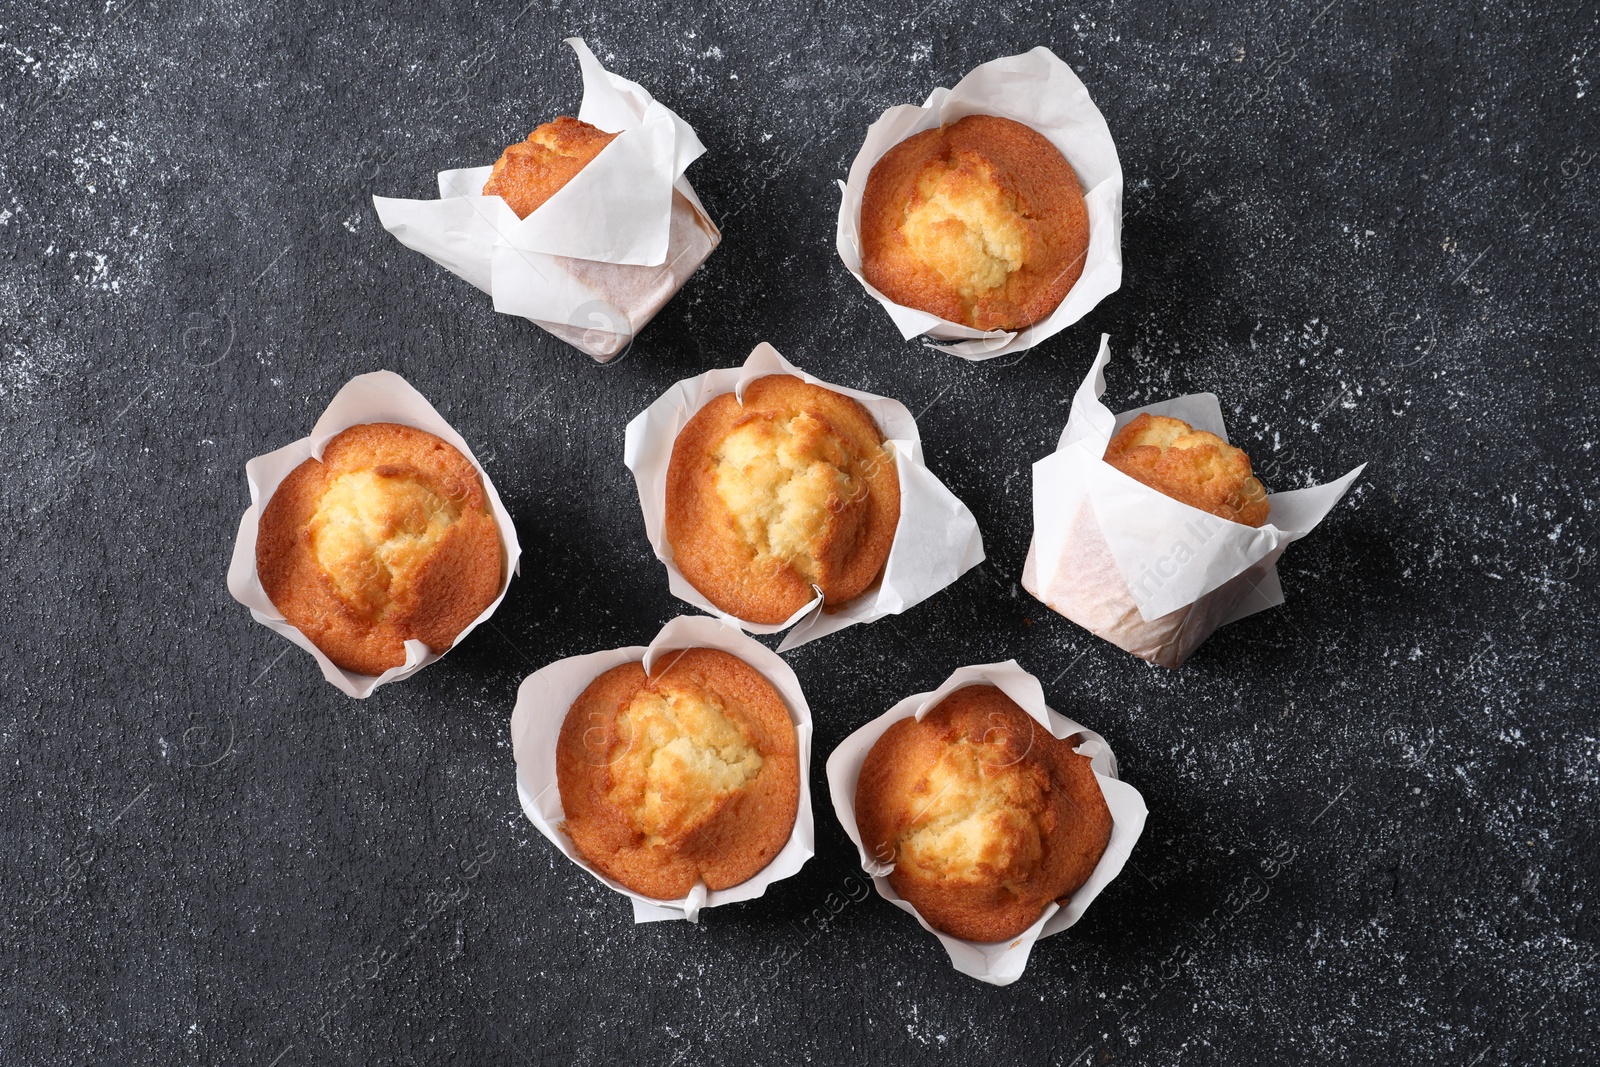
[623,342,986,651]
[1022,335,1367,667]
[836,46,1122,361]
[372,38,720,362]
[510,615,815,923]
[226,371,523,699]
[825,660,1147,986]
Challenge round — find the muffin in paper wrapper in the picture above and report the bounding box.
[825,660,1147,986]
[509,615,815,923]
[1022,336,1366,667]
[226,371,522,699]
[836,46,1122,361]
[373,38,719,362]
[623,342,985,651]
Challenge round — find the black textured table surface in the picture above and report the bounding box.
[4,1,1597,1064]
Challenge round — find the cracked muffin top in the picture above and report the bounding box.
[1103,413,1271,527]
[255,423,503,676]
[664,375,900,625]
[860,114,1089,332]
[855,684,1112,943]
[556,647,800,900]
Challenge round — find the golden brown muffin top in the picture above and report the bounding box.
[854,685,1112,943]
[1103,413,1271,527]
[664,375,901,625]
[482,116,618,219]
[860,114,1089,332]
[255,423,504,676]
[556,648,800,900]
[607,677,766,846]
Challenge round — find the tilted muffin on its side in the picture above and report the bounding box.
[860,114,1089,332]
[482,115,619,219]
[256,423,504,676]
[1103,413,1271,527]
[855,685,1112,943]
[664,375,901,625]
[556,648,800,900]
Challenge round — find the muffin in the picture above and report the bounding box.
[664,375,901,625]
[482,116,619,219]
[854,685,1112,943]
[859,114,1089,332]
[1103,413,1270,527]
[556,647,800,899]
[255,423,503,676]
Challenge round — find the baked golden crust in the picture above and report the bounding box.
[664,375,901,625]
[1103,413,1271,527]
[255,423,504,676]
[482,116,618,219]
[556,647,801,899]
[859,114,1089,332]
[854,685,1112,943]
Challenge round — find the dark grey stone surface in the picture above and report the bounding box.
[2,1,1596,1063]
